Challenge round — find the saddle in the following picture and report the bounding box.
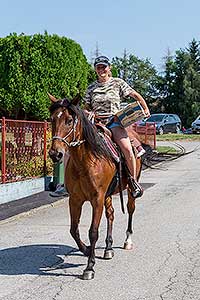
[94,116,137,162]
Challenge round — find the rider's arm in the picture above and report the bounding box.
[128,90,150,118]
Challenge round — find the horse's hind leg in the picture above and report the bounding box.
[69,198,90,256]
[124,191,135,250]
[104,196,114,259]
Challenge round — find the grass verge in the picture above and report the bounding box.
[156,145,178,154]
[156,133,200,141]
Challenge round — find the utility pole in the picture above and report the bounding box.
[123,48,128,82]
[95,42,100,57]
[89,42,101,64]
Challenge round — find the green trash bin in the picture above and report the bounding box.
[53,162,65,190]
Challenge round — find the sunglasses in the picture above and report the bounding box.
[95,65,108,69]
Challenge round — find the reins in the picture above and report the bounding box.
[52,116,85,147]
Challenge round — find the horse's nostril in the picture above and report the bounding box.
[58,152,63,159]
[49,149,63,163]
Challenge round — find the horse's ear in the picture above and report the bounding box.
[48,93,58,103]
[71,94,81,106]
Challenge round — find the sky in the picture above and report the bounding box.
[1,0,200,72]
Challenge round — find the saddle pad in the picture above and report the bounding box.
[99,133,120,163]
[115,101,145,127]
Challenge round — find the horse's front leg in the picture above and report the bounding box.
[69,198,90,256]
[82,201,104,280]
[104,196,114,259]
[124,190,136,250]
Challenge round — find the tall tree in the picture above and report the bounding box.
[183,40,200,125]
[160,39,200,127]
[159,50,176,111]
[0,32,90,120]
[187,38,200,71]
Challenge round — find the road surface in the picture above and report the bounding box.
[0,141,200,300]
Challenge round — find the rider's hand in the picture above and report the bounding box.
[144,107,150,118]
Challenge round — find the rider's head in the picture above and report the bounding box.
[94,56,111,80]
[94,56,111,68]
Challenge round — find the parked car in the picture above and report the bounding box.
[191,115,200,134]
[141,113,182,135]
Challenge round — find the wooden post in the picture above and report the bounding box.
[144,123,148,144]
[43,121,47,176]
[1,117,6,183]
[153,123,156,149]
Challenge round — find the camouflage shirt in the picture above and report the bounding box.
[83,77,134,116]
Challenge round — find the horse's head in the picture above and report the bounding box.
[49,93,113,164]
[48,93,81,163]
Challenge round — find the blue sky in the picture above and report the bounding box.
[1,0,199,71]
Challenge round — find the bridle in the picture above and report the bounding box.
[52,115,85,147]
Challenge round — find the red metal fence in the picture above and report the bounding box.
[0,118,156,184]
[0,117,52,184]
[131,122,156,149]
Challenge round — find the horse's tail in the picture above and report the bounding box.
[141,143,154,162]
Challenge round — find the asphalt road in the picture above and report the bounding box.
[0,141,200,300]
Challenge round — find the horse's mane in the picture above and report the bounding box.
[50,98,113,161]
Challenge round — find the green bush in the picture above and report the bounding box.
[0,32,90,120]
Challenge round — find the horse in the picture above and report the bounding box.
[48,94,144,280]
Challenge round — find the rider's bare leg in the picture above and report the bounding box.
[131,137,146,158]
[111,126,143,198]
[111,127,136,176]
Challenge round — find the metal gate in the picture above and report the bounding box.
[0,117,51,184]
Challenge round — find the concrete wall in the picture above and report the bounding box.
[0,177,52,204]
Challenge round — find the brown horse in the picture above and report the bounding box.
[48,94,143,280]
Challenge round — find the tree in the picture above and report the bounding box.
[0,32,90,120]
[187,38,200,71]
[160,40,200,127]
[183,40,200,125]
[175,40,200,126]
[112,52,160,111]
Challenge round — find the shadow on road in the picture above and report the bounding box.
[0,244,86,277]
[0,243,136,278]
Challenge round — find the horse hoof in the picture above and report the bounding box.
[104,249,114,259]
[82,270,95,280]
[123,242,133,250]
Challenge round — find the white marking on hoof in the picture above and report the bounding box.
[124,231,133,250]
[123,242,133,250]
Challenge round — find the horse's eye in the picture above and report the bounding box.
[65,119,73,126]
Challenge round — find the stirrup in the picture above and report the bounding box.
[128,177,143,198]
